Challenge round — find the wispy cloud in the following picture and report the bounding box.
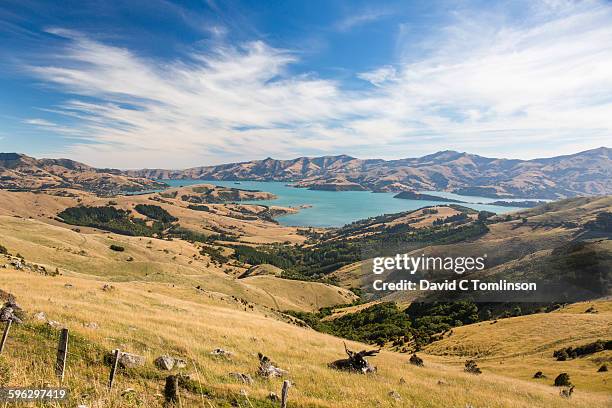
[19,1,612,167]
[335,8,395,31]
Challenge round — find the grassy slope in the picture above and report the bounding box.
[2,269,610,408]
[0,215,352,312]
[424,300,612,394]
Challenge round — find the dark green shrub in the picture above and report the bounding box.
[0,244,7,255]
[409,353,424,367]
[554,373,571,386]
[110,245,125,252]
[598,364,608,372]
[464,360,481,374]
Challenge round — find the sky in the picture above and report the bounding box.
[0,0,611,168]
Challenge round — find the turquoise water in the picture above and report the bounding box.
[161,179,525,227]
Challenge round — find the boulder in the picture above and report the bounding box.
[229,372,253,385]
[155,355,175,371]
[111,352,146,369]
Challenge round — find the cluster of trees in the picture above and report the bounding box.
[585,211,612,232]
[58,206,163,236]
[231,245,292,269]
[134,204,177,223]
[553,339,612,361]
[286,302,412,346]
[285,300,484,348]
[248,215,489,280]
[432,212,469,226]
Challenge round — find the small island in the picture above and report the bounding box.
[393,191,465,203]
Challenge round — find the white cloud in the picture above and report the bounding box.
[22,0,612,167]
[336,8,395,31]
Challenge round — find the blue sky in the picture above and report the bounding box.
[1,0,611,168]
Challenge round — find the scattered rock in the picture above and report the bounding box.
[84,322,99,330]
[33,311,47,321]
[437,380,449,386]
[46,320,63,329]
[175,358,187,369]
[0,299,23,324]
[257,353,287,378]
[155,355,176,371]
[102,284,115,292]
[110,351,146,369]
[210,348,233,358]
[121,388,136,397]
[64,283,73,289]
[399,377,406,385]
[559,386,575,398]
[388,390,401,400]
[229,372,253,385]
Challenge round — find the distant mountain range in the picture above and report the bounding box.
[1,147,610,198]
[0,153,165,194]
[127,147,612,198]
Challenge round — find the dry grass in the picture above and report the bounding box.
[425,301,612,394]
[2,269,610,407]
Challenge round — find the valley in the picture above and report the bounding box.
[0,150,610,407]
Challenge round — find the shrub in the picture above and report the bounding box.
[533,371,545,379]
[0,244,7,255]
[110,245,125,252]
[598,364,608,372]
[409,353,424,367]
[464,360,481,375]
[554,373,571,387]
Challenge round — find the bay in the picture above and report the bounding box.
[161,179,525,227]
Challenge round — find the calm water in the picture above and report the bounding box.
[161,179,525,227]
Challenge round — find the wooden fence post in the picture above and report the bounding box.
[55,328,69,382]
[108,349,121,390]
[0,319,12,354]
[281,380,291,408]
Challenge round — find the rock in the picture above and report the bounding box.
[533,371,545,379]
[155,355,176,370]
[399,377,406,385]
[64,283,73,289]
[229,372,253,385]
[46,320,63,329]
[174,358,187,369]
[102,284,115,292]
[126,256,134,262]
[10,260,22,270]
[437,380,449,386]
[84,322,99,329]
[121,388,136,397]
[1,300,23,324]
[33,312,47,321]
[257,353,287,378]
[112,352,146,369]
[210,348,233,358]
[268,392,279,402]
[388,390,401,400]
